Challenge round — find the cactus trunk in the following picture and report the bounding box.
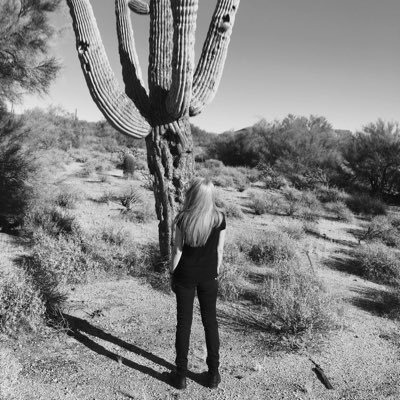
[146,118,194,262]
[67,0,240,265]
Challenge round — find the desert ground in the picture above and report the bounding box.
[1,160,400,400]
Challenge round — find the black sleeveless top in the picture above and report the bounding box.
[173,213,226,284]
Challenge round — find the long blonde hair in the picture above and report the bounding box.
[175,177,222,247]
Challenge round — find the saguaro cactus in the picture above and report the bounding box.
[67,0,240,261]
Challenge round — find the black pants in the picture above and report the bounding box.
[174,278,220,376]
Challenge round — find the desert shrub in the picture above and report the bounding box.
[279,221,306,241]
[0,115,37,220]
[100,225,129,247]
[346,193,387,216]
[54,187,81,209]
[281,187,302,216]
[68,148,90,163]
[362,215,400,248]
[325,201,354,222]
[213,175,234,188]
[76,160,97,178]
[224,203,244,219]
[25,205,79,237]
[249,192,269,215]
[281,188,321,221]
[98,190,115,204]
[218,262,247,301]
[121,202,155,224]
[352,242,400,285]
[315,185,347,203]
[258,261,340,333]
[204,159,224,171]
[246,231,297,266]
[0,269,45,335]
[117,186,144,210]
[27,230,94,284]
[258,164,288,189]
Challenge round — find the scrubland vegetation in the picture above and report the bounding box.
[3,106,400,348]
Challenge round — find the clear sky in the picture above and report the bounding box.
[17,0,400,133]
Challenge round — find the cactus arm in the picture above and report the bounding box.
[166,0,198,119]
[115,0,150,118]
[67,0,150,138]
[189,0,240,117]
[128,0,150,15]
[148,0,173,117]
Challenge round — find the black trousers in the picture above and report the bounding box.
[174,278,220,375]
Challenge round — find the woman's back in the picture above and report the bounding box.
[173,213,226,283]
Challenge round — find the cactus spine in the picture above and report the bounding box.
[67,0,240,261]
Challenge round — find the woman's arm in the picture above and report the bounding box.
[170,226,183,273]
[216,229,226,275]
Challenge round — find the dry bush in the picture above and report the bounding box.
[224,203,244,219]
[362,215,400,248]
[24,205,79,237]
[203,159,224,171]
[282,188,321,221]
[121,202,155,224]
[97,189,115,204]
[257,260,341,334]
[217,242,248,301]
[245,231,298,266]
[279,220,306,241]
[346,193,387,216]
[76,160,97,178]
[26,230,94,284]
[100,225,129,247]
[213,175,235,188]
[352,242,400,285]
[218,261,247,301]
[315,185,347,203]
[0,269,45,335]
[54,186,82,209]
[325,201,354,222]
[249,192,269,215]
[248,191,284,215]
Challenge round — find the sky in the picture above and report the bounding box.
[17,0,400,133]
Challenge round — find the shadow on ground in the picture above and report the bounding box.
[61,314,209,389]
[348,286,400,319]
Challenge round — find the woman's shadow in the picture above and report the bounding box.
[62,314,208,388]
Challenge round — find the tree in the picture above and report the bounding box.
[0,0,61,103]
[0,0,61,227]
[66,0,240,260]
[344,120,400,196]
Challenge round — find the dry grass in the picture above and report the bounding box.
[0,268,45,335]
[351,242,400,286]
[257,260,342,334]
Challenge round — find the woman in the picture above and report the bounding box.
[170,177,226,390]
